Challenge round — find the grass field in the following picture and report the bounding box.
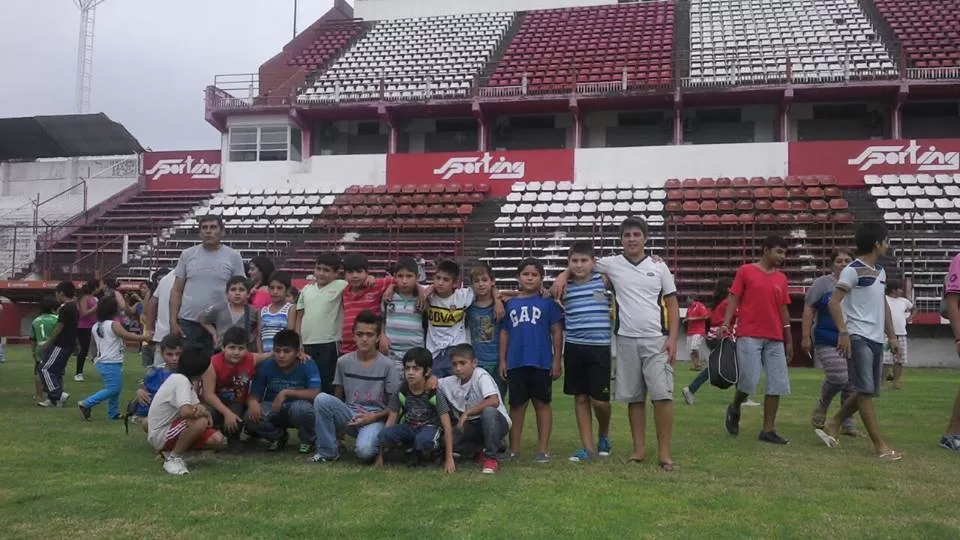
[1,345,959,539]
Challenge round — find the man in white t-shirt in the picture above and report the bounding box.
[553,217,680,471]
[439,343,510,474]
[143,269,174,367]
[147,347,225,475]
[883,280,915,389]
[821,222,902,461]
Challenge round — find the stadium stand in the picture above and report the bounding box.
[300,12,514,102]
[480,181,668,286]
[485,3,675,93]
[688,0,897,83]
[873,0,960,69]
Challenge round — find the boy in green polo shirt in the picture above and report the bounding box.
[296,253,348,394]
[30,296,60,399]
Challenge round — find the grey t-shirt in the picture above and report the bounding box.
[388,386,450,429]
[172,244,246,322]
[333,351,401,413]
[200,302,254,346]
[805,275,836,307]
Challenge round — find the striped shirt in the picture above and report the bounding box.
[384,292,426,360]
[563,273,612,345]
[260,303,293,353]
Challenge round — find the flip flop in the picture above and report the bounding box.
[877,449,903,462]
[659,461,678,472]
[626,456,645,464]
[814,428,840,448]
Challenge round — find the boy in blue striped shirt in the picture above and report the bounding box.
[382,258,427,374]
[562,241,614,461]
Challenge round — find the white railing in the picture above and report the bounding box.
[576,80,625,94]
[478,85,524,97]
[906,67,960,80]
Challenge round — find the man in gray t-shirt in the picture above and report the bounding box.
[169,216,245,355]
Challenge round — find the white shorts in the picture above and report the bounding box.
[883,335,908,365]
[688,334,705,355]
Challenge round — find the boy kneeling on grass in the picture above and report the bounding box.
[245,329,321,453]
[146,346,226,476]
[200,327,272,447]
[376,347,456,473]
[130,335,184,431]
[439,344,511,474]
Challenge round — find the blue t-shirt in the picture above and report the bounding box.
[250,358,322,403]
[499,294,563,370]
[467,303,499,368]
[563,272,612,346]
[137,366,173,417]
[806,274,840,347]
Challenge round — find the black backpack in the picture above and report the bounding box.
[708,338,738,389]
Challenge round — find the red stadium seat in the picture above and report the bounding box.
[749,177,767,187]
[766,176,784,187]
[682,201,700,212]
[667,190,683,200]
[682,178,698,188]
[666,201,683,213]
[700,200,718,212]
[718,199,736,211]
[665,178,682,189]
[683,189,700,200]
[810,200,829,211]
[829,199,849,210]
[683,215,703,225]
[698,177,716,187]
[715,177,732,187]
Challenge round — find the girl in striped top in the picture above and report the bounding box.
[78,296,147,421]
[258,271,295,353]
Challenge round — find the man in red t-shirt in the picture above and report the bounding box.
[684,297,710,371]
[720,235,793,445]
[201,327,271,440]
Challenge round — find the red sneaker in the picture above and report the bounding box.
[481,457,499,474]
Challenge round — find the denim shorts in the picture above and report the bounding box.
[736,337,790,396]
[849,334,883,396]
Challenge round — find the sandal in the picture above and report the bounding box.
[626,456,645,464]
[659,461,678,472]
[877,449,903,462]
[814,428,840,448]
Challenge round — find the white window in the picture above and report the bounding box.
[228,126,300,162]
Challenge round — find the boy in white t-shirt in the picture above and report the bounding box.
[439,344,511,474]
[147,347,226,475]
[425,260,476,378]
[883,280,914,390]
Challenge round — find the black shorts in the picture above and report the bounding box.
[507,366,553,407]
[562,342,612,401]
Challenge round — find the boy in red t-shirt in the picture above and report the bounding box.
[340,254,394,354]
[200,326,271,443]
[720,235,793,446]
[684,297,710,371]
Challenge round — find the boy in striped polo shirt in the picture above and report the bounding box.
[562,241,614,461]
[382,258,427,374]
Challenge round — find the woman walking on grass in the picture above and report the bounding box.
[681,277,734,405]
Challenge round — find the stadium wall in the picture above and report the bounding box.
[354,0,616,20]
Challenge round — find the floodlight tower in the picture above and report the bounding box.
[74,0,109,114]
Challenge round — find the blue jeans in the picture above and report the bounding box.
[81,362,123,418]
[432,347,455,378]
[689,368,709,394]
[178,318,213,358]
[849,335,883,396]
[313,393,384,461]
[244,399,316,444]
[378,423,440,453]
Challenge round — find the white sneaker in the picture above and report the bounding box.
[74,374,85,382]
[744,399,761,407]
[682,386,695,405]
[37,399,55,408]
[163,456,190,476]
[58,392,71,406]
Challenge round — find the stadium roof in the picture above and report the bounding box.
[0,113,144,161]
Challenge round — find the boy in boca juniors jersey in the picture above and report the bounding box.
[426,259,503,379]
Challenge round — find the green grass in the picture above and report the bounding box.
[1,345,958,539]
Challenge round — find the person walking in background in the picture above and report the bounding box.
[682,277,734,405]
[248,256,276,311]
[75,279,100,382]
[143,268,173,368]
[802,250,860,437]
[818,222,902,461]
[883,280,914,390]
[169,216,246,358]
[684,295,710,371]
[39,281,79,408]
[940,251,960,452]
[722,235,793,445]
